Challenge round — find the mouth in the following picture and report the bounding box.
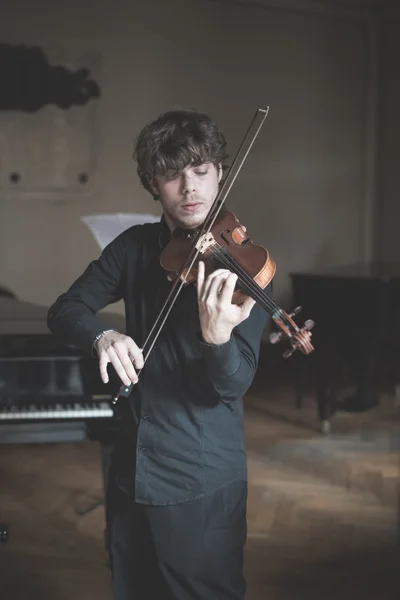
[181,203,202,213]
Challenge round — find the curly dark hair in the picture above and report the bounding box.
[133,108,229,199]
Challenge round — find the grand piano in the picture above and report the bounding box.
[0,294,123,540]
[290,263,400,430]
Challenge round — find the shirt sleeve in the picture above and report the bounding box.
[198,284,272,400]
[47,230,129,356]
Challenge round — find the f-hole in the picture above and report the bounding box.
[220,229,250,246]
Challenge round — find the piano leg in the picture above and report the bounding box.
[316,348,339,434]
[100,441,113,560]
[292,353,308,410]
[291,349,338,432]
[351,342,379,410]
[71,441,112,560]
[317,395,336,434]
[100,441,112,500]
[72,441,112,518]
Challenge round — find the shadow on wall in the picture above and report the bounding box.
[0,43,101,112]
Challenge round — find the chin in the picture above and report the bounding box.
[177,216,203,230]
[187,218,205,230]
[171,206,210,230]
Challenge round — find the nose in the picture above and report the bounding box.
[182,173,196,195]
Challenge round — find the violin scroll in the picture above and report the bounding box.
[269,305,315,358]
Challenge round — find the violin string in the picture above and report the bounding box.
[215,250,295,333]
[146,245,287,361]
[216,249,302,336]
[207,247,276,313]
[209,246,284,317]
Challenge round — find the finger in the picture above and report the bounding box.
[201,269,231,302]
[99,353,111,384]
[218,273,239,305]
[112,344,139,384]
[100,345,135,387]
[202,271,227,304]
[240,296,256,319]
[205,271,233,304]
[197,261,205,298]
[126,338,144,369]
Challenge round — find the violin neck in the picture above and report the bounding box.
[213,247,281,319]
[236,273,280,318]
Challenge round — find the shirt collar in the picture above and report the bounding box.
[158,215,199,249]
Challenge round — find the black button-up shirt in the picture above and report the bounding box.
[47,218,270,505]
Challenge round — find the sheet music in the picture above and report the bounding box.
[81,213,160,250]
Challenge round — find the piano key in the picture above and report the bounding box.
[0,401,114,420]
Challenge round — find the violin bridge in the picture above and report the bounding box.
[195,232,215,254]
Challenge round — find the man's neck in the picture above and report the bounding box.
[163,212,200,237]
[162,212,175,235]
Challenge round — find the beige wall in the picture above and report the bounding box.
[0,0,373,315]
[376,3,400,262]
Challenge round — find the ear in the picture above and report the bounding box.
[149,179,159,199]
[217,164,223,183]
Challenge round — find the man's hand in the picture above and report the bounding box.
[95,331,144,386]
[197,261,256,345]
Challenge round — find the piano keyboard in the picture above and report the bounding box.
[0,397,114,421]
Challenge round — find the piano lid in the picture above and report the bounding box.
[0,297,126,336]
[290,262,400,281]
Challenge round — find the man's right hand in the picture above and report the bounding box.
[95,331,144,386]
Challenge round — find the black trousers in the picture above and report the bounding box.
[106,478,248,600]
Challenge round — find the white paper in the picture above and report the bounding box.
[81,213,160,250]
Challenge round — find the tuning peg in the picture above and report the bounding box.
[289,305,302,318]
[269,331,285,345]
[304,319,315,331]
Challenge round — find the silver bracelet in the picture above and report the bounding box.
[92,329,114,352]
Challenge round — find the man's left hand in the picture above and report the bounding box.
[197,261,256,345]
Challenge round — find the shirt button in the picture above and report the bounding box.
[142,414,149,420]
[138,445,146,452]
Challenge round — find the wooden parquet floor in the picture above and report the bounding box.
[0,383,399,599]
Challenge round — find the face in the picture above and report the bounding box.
[152,163,222,231]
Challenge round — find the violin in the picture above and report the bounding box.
[160,208,314,357]
[113,107,314,403]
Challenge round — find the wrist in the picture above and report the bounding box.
[201,329,232,346]
[93,329,114,353]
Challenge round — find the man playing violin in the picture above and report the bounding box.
[47,108,270,600]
